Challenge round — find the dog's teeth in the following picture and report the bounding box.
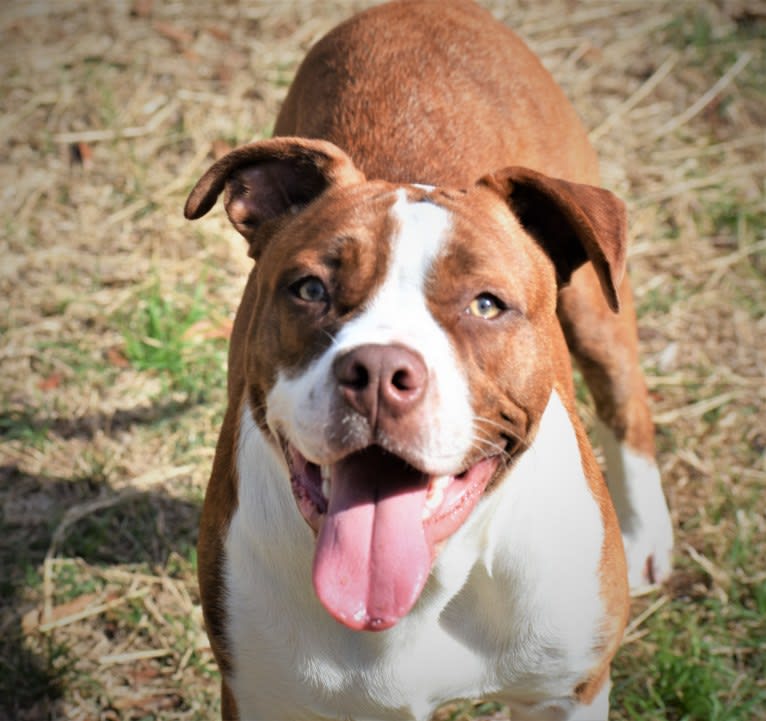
[422,492,443,520]
[321,466,331,500]
[423,477,449,519]
[426,487,444,508]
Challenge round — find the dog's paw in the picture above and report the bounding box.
[621,508,674,590]
[599,430,674,590]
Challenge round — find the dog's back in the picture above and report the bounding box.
[275,0,599,187]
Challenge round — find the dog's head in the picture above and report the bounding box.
[186,137,626,631]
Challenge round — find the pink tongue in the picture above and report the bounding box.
[312,448,432,631]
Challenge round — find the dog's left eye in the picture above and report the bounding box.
[290,276,329,303]
[466,293,505,319]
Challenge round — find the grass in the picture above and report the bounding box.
[613,546,766,720]
[118,279,229,402]
[0,0,764,719]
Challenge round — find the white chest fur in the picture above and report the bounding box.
[223,390,606,721]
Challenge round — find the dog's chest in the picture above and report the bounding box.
[222,392,605,721]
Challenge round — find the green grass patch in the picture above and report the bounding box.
[708,198,766,240]
[637,285,687,316]
[51,560,103,605]
[118,279,228,403]
[663,5,766,108]
[615,510,766,721]
[665,7,765,60]
[0,409,50,444]
[614,593,766,721]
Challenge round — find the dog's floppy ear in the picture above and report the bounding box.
[184,137,366,258]
[478,166,627,312]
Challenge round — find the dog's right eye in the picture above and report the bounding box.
[290,276,329,303]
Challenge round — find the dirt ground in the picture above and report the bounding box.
[1,1,764,720]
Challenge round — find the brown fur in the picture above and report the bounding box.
[275,0,600,186]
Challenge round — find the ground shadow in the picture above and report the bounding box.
[0,418,202,720]
[0,398,194,444]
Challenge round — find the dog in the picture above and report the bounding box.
[184,1,674,719]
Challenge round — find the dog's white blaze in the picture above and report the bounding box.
[225,391,608,721]
[266,188,473,473]
[597,423,674,589]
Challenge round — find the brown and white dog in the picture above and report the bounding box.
[184,1,674,719]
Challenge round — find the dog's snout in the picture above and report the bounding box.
[333,344,427,421]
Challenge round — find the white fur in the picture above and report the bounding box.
[265,190,474,474]
[225,390,609,721]
[597,423,674,589]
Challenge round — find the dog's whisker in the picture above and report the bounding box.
[471,417,526,458]
[472,414,513,432]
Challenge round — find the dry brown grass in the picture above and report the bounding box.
[1,1,764,720]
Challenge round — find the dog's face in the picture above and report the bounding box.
[249,182,558,631]
[185,137,626,632]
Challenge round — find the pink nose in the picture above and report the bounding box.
[333,344,427,424]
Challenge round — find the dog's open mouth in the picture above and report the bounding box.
[288,444,500,631]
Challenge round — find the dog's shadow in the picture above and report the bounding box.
[0,404,202,721]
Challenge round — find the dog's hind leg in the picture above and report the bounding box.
[557,263,673,589]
